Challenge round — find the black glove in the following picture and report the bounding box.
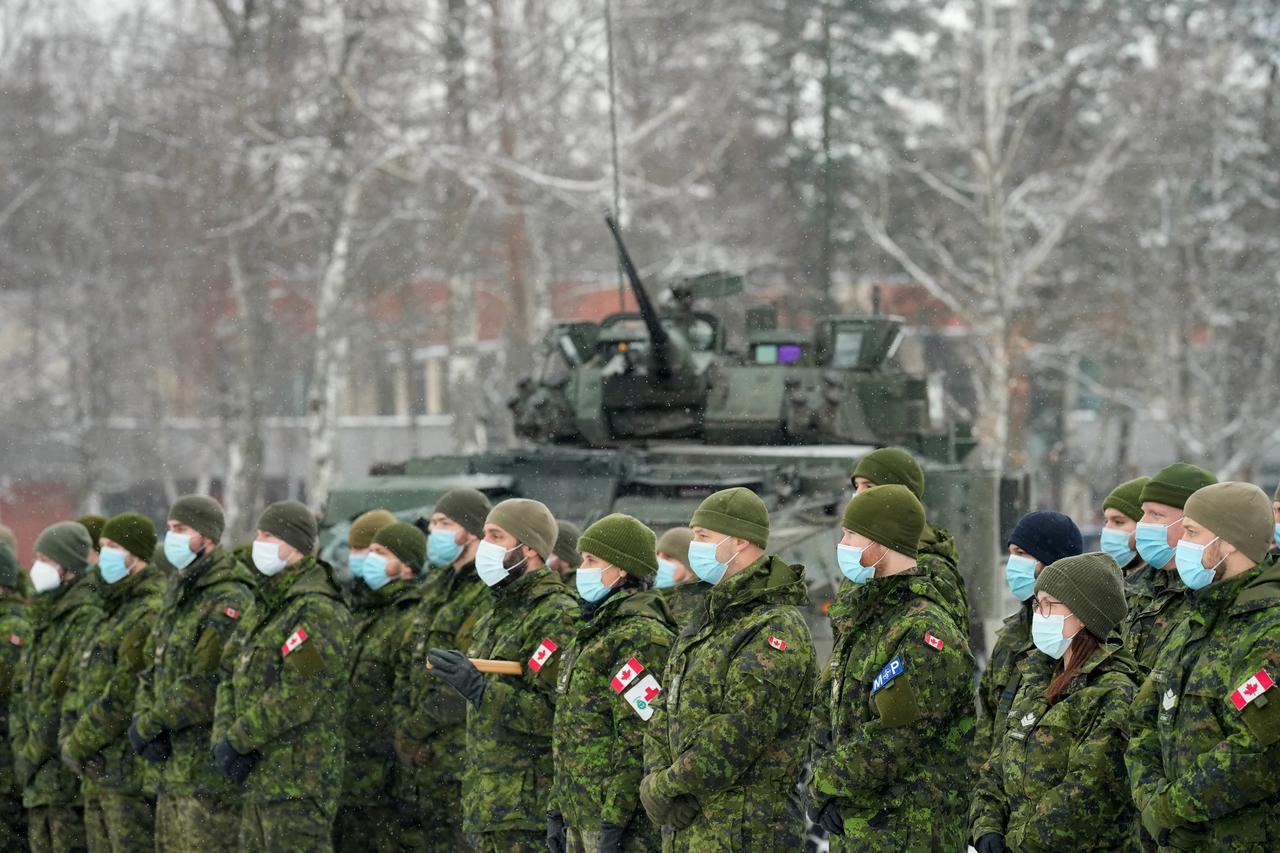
[427,649,486,706]
[128,721,171,764]
[545,811,567,853]
[812,800,844,837]
[597,822,625,853]
[976,833,1007,853]
[212,736,260,784]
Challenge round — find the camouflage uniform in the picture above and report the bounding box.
[391,561,489,849]
[131,548,254,853]
[808,568,974,852]
[917,524,969,632]
[460,567,578,846]
[1120,563,1191,673]
[334,578,420,852]
[11,577,102,853]
[212,557,352,853]
[61,565,164,852]
[657,582,709,630]
[973,604,1032,771]
[1126,561,1280,850]
[550,588,676,851]
[970,644,1140,850]
[644,556,816,852]
[0,586,31,848]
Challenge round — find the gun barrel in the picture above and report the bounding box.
[605,213,674,378]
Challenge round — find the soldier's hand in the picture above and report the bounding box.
[597,821,625,853]
[1141,790,1187,845]
[545,811,567,853]
[212,736,260,784]
[669,795,700,830]
[811,800,844,837]
[975,832,1007,853]
[1165,825,1208,849]
[129,721,171,764]
[392,728,429,768]
[426,649,486,706]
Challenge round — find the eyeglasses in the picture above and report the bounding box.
[1034,599,1069,618]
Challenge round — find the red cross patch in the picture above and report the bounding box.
[924,632,944,651]
[528,638,559,672]
[281,629,309,657]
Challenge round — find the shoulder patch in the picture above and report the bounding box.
[871,656,905,695]
[1230,668,1275,711]
[528,637,559,672]
[7,633,22,646]
[924,632,944,651]
[281,629,309,657]
[767,635,787,651]
[623,673,662,720]
[224,607,240,620]
[610,657,644,693]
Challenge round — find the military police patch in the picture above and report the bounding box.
[871,656,904,695]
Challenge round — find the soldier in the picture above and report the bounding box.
[77,516,106,563]
[970,553,1139,852]
[1099,476,1149,576]
[391,488,492,850]
[211,500,352,852]
[0,537,31,849]
[640,487,817,851]
[11,521,103,853]
[425,498,578,853]
[653,528,709,629]
[808,485,974,851]
[1268,483,1279,564]
[973,511,1082,768]
[1126,482,1280,849]
[342,509,396,597]
[60,513,164,853]
[546,514,676,853]
[1119,463,1217,671]
[335,521,423,851]
[549,520,582,587]
[851,447,969,631]
[129,495,255,853]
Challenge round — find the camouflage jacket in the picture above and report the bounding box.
[971,643,1140,851]
[1120,563,1190,673]
[460,567,578,833]
[213,558,352,816]
[0,589,30,799]
[10,576,102,808]
[918,525,970,632]
[133,547,255,798]
[341,578,420,802]
[809,567,974,852]
[644,555,816,853]
[392,560,490,802]
[659,582,710,630]
[551,587,675,841]
[61,565,165,797]
[973,604,1033,772]
[1126,562,1280,850]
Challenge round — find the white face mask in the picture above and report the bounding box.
[30,560,62,594]
[252,540,288,577]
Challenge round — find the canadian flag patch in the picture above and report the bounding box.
[281,629,309,657]
[7,633,22,646]
[768,635,787,651]
[611,658,644,693]
[224,607,240,620]
[925,632,944,651]
[528,638,559,672]
[1230,668,1275,711]
[623,674,663,720]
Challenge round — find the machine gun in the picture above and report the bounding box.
[604,213,684,383]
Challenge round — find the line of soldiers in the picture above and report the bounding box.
[1,448,1279,852]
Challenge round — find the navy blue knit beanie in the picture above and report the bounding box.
[1008,511,1083,566]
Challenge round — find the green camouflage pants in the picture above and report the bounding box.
[334,803,412,853]
[471,830,544,853]
[393,779,464,852]
[84,793,155,853]
[0,793,26,850]
[566,822,659,853]
[27,804,87,853]
[154,793,240,853]
[240,800,333,853]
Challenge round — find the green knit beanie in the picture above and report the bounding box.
[1035,552,1127,639]
[0,542,17,588]
[434,489,493,538]
[77,515,107,549]
[554,521,582,566]
[373,522,427,573]
[1184,482,1275,565]
[486,499,558,561]
[349,509,397,550]
[852,447,925,500]
[579,514,658,579]
[256,500,319,556]
[1102,477,1150,523]
[841,485,924,560]
[1273,482,1280,503]
[101,513,158,561]
[0,523,14,551]
[169,495,226,544]
[657,527,694,568]
[36,521,93,573]
[690,488,770,549]
[1140,463,1217,510]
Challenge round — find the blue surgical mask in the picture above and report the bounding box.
[348,551,367,578]
[428,529,464,568]
[655,558,678,589]
[1031,612,1074,659]
[1175,537,1221,591]
[1135,522,1176,569]
[836,543,874,584]
[1099,527,1136,568]
[575,567,613,603]
[1274,522,1280,550]
[99,546,130,585]
[164,531,197,571]
[475,539,521,587]
[688,537,732,585]
[1004,554,1038,601]
[361,552,392,590]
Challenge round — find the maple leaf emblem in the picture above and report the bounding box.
[1246,682,1259,696]
[536,648,546,660]
[620,668,631,680]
